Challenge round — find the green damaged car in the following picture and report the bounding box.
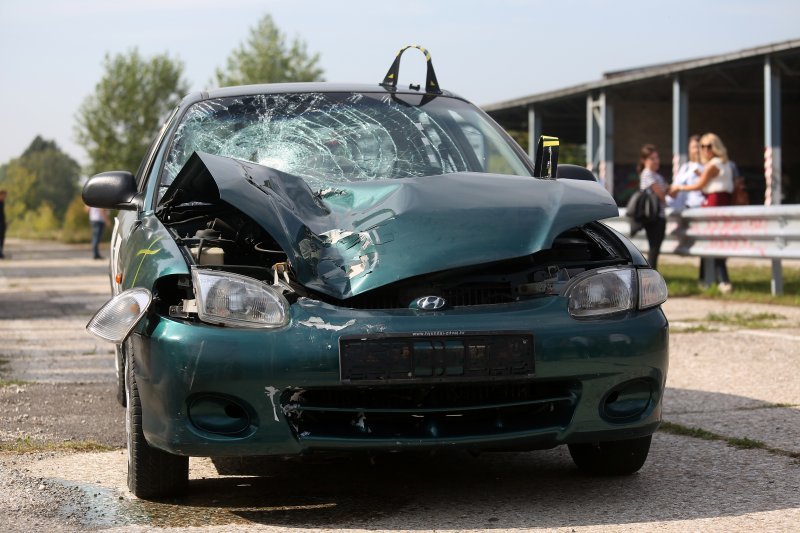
[84,46,668,499]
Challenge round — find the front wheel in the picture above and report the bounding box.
[126,351,189,499]
[568,435,652,475]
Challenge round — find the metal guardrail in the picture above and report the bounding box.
[604,205,800,295]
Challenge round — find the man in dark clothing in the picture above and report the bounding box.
[0,190,7,259]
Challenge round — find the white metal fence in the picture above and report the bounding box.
[603,205,800,295]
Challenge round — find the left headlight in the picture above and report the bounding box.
[192,268,289,328]
[86,287,152,343]
[563,267,667,318]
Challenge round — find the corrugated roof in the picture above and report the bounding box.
[484,39,800,112]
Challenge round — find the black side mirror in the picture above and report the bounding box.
[82,171,140,211]
[533,135,559,179]
[556,164,599,182]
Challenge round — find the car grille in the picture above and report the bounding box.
[337,283,515,310]
[280,381,579,441]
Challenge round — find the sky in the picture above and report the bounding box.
[1,0,798,171]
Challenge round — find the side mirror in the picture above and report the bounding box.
[556,164,599,182]
[82,171,140,211]
[533,135,559,179]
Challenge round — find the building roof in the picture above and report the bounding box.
[484,38,800,112]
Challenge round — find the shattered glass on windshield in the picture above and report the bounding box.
[161,92,531,190]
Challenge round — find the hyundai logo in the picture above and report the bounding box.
[412,296,447,311]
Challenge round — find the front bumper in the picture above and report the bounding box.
[132,296,668,456]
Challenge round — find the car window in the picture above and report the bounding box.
[161,92,532,191]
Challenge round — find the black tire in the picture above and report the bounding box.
[568,435,652,476]
[115,344,126,407]
[126,351,189,499]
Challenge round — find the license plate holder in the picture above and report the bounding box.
[339,331,534,383]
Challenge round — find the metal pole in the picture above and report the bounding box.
[586,94,596,175]
[603,95,615,198]
[527,104,542,160]
[765,56,783,295]
[672,75,688,180]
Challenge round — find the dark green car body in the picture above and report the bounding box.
[86,79,667,497]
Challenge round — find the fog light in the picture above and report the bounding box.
[188,395,254,435]
[602,380,653,421]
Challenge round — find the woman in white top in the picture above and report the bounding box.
[668,134,705,212]
[669,132,733,291]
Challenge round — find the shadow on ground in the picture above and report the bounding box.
[114,388,800,530]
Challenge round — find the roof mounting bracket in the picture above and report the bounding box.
[380,45,442,94]
[534,135,560,179]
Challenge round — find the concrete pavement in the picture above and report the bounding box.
[0,237,798,531]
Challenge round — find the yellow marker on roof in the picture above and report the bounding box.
[542,136,559,147]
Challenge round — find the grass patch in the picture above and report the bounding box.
[727,437,768,450]
[670,324,718,334]
[0,379,30,388]
[735,402,797,411]
[705,311,786,328]
[660,422,720,441]
[0,436,117,454]
[658,262,800,306]
[660,421,800,460]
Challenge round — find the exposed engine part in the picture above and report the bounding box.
[191,246,224,265]
[169,299,198,319]
[159,198,630,311]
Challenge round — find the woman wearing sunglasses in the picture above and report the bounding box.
[669,132,734,292]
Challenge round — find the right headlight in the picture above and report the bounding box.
[192,267,289,328]
[563,267,667,318]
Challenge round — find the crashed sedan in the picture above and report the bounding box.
[84,47,668,499]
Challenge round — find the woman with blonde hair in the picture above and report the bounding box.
[668,134,705,212]
[669,132,734,292]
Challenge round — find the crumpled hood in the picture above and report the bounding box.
[160,152,618,299]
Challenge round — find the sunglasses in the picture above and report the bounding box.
[700,144,713,149]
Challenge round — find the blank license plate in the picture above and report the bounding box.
[339,332,534,383]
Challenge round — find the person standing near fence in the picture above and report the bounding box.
[0,190,7,259]
[670,132,734,293]
[638,144,668,269]
[87,206,110,260]
[668,134,705,212]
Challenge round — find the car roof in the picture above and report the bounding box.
[181,82,463,107]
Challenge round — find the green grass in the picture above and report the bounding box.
[660,421,800,460]
[659,262,800,306]
[705,311,786,328]
[670,324,718,334]
[0,436,117,454]
[0,379,30,388]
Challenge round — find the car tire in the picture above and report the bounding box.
[567,435,652,475]
[125,350,189,499]
[115,343,126,407]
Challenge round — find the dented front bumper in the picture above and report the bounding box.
[132,296,668,457]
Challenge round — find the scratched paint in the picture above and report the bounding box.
[264,386,279,422]
[297,317,356,331]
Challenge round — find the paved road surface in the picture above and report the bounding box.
[1,238,798,532]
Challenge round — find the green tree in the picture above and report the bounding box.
[61,194,93,243]
[215,14,324,87]
[0,136,80,222]
[1,162,37,223]
[75,49,189,175]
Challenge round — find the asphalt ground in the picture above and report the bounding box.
[0,238,798,531]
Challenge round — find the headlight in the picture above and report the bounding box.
[192,268,289,328]
[86,288,152,343]
[563,267,667,318]
[638,268,669,309]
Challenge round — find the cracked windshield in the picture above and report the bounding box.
[161,92,532,190]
